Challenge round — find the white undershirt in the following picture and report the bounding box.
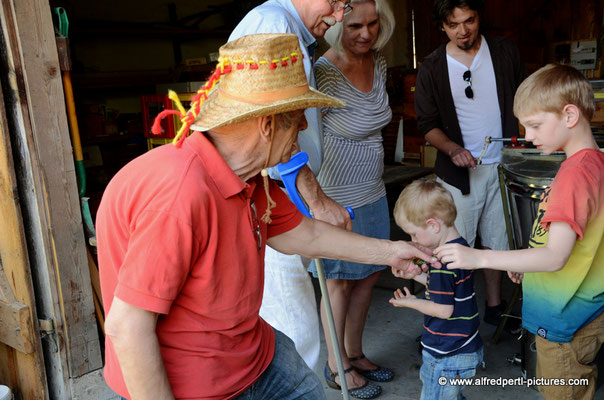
[447,36,503,164]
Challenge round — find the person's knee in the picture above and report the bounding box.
[327,278,355,295]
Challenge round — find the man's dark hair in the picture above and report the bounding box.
[432,0,484,26]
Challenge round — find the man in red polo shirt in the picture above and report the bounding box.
[97,34,436,400]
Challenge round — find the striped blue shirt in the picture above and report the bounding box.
[421,237,482,358]
[314,52,392,208]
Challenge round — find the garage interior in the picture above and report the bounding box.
[0,0,602,398]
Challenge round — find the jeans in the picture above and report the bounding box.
[420,347,484,400]
[234,329,325,400]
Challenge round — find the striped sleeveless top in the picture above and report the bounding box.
[314,52,392,208]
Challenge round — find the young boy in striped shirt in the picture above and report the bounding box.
[390,179,483,400]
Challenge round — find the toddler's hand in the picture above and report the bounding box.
[390,266,418,280]
[507,271,524,284]
[389,287,417,308]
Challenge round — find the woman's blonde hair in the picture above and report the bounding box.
[393,179,457,228]
[514,63,595,121]
[324,0,395,54]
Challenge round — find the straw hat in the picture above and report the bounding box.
[189,33,345,132]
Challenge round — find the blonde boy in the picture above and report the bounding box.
[436,63,604,400]
[391,179,483,400]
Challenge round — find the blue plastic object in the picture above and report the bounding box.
[277,152,354,220]
[277,152,312,217]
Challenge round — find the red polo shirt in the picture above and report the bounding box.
[96,133,303,399]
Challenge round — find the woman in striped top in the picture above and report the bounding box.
[309,1,395,397]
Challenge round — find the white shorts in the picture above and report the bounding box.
[437,163,509,251]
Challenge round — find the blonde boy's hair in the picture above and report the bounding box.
[514,63,595,121]
[393,179,457,228]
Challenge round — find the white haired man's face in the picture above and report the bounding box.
[294,0,347,38]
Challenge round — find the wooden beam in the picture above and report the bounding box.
[0,3,48,397]
[10,0,102,377]
[1,0,102,386]
[0,301,35,354]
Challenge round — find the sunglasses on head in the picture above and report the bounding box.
[463,70,473,99]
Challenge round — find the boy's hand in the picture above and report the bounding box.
[389,287,417,307]
[507,271,524,284]
[390,267,419,280]
[434,243,480,270]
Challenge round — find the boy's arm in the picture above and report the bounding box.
[435,221,576,272]
[389,287,454,319]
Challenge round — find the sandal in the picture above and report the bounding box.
[324,363,382,399]
[349,354,394,382]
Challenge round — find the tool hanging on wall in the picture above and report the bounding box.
[278,152,354,400]
[53,7,96,242]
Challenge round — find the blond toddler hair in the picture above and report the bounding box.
[394,179,457,228]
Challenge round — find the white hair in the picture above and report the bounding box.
[324,0,395,54]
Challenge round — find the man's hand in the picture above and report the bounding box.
[434,243,480,270]
[507,271,524,284]
[389,287,417,308]
[449,147,477,169]
[388,241,440,275]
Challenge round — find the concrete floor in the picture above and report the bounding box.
[312,267,604,400]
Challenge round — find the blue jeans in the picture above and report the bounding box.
[420,347,483,400]
[234,329,325,400]
[120,329,324,400]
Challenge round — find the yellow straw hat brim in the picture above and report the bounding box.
[190,86,344,132]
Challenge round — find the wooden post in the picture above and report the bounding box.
[0,0,102,396]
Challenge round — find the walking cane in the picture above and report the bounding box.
[277,152,352,400]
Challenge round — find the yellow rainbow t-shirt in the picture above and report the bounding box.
[522,149,604,343]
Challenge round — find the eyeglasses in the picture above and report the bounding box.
[330,0,353,15]
[463,70,473,99]
[249,199,262,250]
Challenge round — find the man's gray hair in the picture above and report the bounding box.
[324,0,395,55]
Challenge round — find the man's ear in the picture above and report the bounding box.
[257,115,274,142]
[425,217,441,233]
[563,104,580,128]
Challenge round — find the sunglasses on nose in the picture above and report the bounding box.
[463,70,473,99]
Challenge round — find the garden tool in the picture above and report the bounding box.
[53,7,96,241]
